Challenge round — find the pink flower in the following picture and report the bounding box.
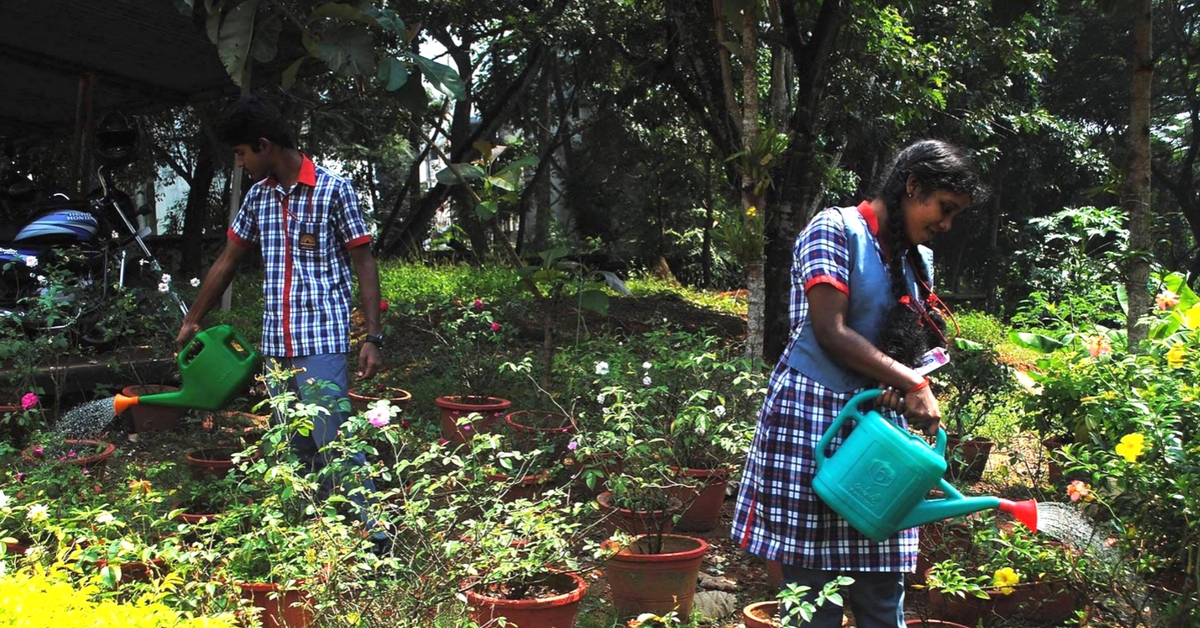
[568,440,578,451]
[20,393,38,410]
[1156,290,1180,311]
[380,300,389,312]
[81,468,89,475]
[462,424,472,432]
[67,450,77,459]
[1067,480,1091,502]
[437,438,450,446]
[400,419,410,429]
[1085,336,1111,358]
[32,446,43,457]
[491,322,501,332]
[473,299,483,310]
[15,472,25,481]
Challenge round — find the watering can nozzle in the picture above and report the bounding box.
[113,394,138,416]
[999,498,1038,533]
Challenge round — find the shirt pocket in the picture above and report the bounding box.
[292,220,326,263]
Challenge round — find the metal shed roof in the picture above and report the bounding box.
[0,0,288,133]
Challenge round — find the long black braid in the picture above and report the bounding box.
[875,140,983,367]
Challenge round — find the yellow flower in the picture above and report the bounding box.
[745,206,758,218]
[1185,304,1200,330]
[1166,344,1187,369]
[1115,433,1146,462]
[993,567,1021,595]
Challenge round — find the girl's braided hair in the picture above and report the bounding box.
[875,140,983,367]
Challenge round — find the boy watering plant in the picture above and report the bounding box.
[177,94,387,549]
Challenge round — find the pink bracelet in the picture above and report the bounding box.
[906,377,931,393]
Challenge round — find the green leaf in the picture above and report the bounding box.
[1007,331,1065,354]
[494,156,539,178]
[434,163,485,185]
[410,53,466,100]
[376,57,409,91]
[216,0,258,87]
[101,564,120,588]
[391,68,429,111]
[309,2,376,25]
[204,0,224,43]
[250,12,281,63]
[316,24,377,77]
[281,57,305,91]
[475,200,498,221]
[375,9,405,33]
[596,270,632,296]
[578,289,609,315]
[953,337,984,351]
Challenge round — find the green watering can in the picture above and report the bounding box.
[813,389,1038,542]
[112,325,263,415]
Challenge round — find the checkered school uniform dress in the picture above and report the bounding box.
[730,204,919,573]
[228,155,371,357]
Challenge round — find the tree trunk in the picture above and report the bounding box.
[180,143,216,280]
[1124,0,1154,353]
[744,260,765,362]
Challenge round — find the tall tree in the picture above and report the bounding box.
[1125,0,1154,350]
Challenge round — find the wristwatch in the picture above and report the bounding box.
[364,333,385,349]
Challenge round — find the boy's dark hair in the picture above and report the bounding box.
[874,139,984,367]
[216,95,296,150]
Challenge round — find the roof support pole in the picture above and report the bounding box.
[72,72,96,194]
[220,61,251,311]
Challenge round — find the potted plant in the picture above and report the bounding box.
[121,384,182,433]
[0,391,44,447]
[348,381,414,413]
[427,297,516,443]
[742,576,853,627]
[938,330,1018,482]
[602,532,710,621]
[454,487,590,628]
[923,513,1080,625]
[21,436,117,475]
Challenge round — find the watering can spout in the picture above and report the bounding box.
[113,394,138,416]
[999,498,1038,533]
[897,494,1002,531]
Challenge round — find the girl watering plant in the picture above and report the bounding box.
[731,139,984,628]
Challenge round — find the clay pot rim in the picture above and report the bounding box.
[504,410,575,433]
[464,570,587,608]
[610,533,710,560]
[434,395,512,411]
[21,439,116,465]
[233,579,309,593]
[349,388,413,403]
[596,490,681,516]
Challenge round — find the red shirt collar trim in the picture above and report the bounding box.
[857,200,879,236]
[263,154,317,189]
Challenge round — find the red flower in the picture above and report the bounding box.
[380,300,389,312]
[473,298,483,310]
[437,438,450,446]
[491,322,501,332]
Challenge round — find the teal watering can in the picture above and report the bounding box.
[813,389,1037,542]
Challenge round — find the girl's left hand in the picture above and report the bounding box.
[876,386,904,411]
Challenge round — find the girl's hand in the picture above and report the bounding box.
[903,386,941,436]
[876,386,905,412]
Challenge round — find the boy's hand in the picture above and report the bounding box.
[357,342,382,379]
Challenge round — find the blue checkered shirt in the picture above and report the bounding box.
[228,155,371,357]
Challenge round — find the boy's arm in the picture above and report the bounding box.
[349,243,382,379]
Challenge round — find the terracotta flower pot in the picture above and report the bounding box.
[596,491,679,538]
[670,467,730,532]
[605,534,709,621]
[504,410,575,450]
[743,601,851,628]
[945,435,993,482]
[122,385,181,432]
[434,395,512,444]
[96,558,167,584]
[465,570,587,628]
[926,567,1078,625]
[349,387,413,413]
[185,446,256,480]
[236,581,313,628]
[21,439,116,474]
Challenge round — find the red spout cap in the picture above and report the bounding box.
[999,498,1038,533]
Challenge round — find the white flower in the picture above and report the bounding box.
[642,361,652,370]
[35,275,46,285]
[161,273,171,283]
[602,406,611,415]
[595,361,610,376]
[157,282,169,293]
[111,231,119,239]
[695,426,706,436]
[23,256,37,268]
[0,489,8,508]
[713,405,726,418]
[367,400,396,428]
[27,503,48,522]
[596,392,607,404]
[642,375,652,386]
[138,258,148,266]
[190,277,201,287]
[95,512,115,525]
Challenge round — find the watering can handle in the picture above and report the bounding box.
[814,389,947,470]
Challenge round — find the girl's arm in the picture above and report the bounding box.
[806,283,941,434]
